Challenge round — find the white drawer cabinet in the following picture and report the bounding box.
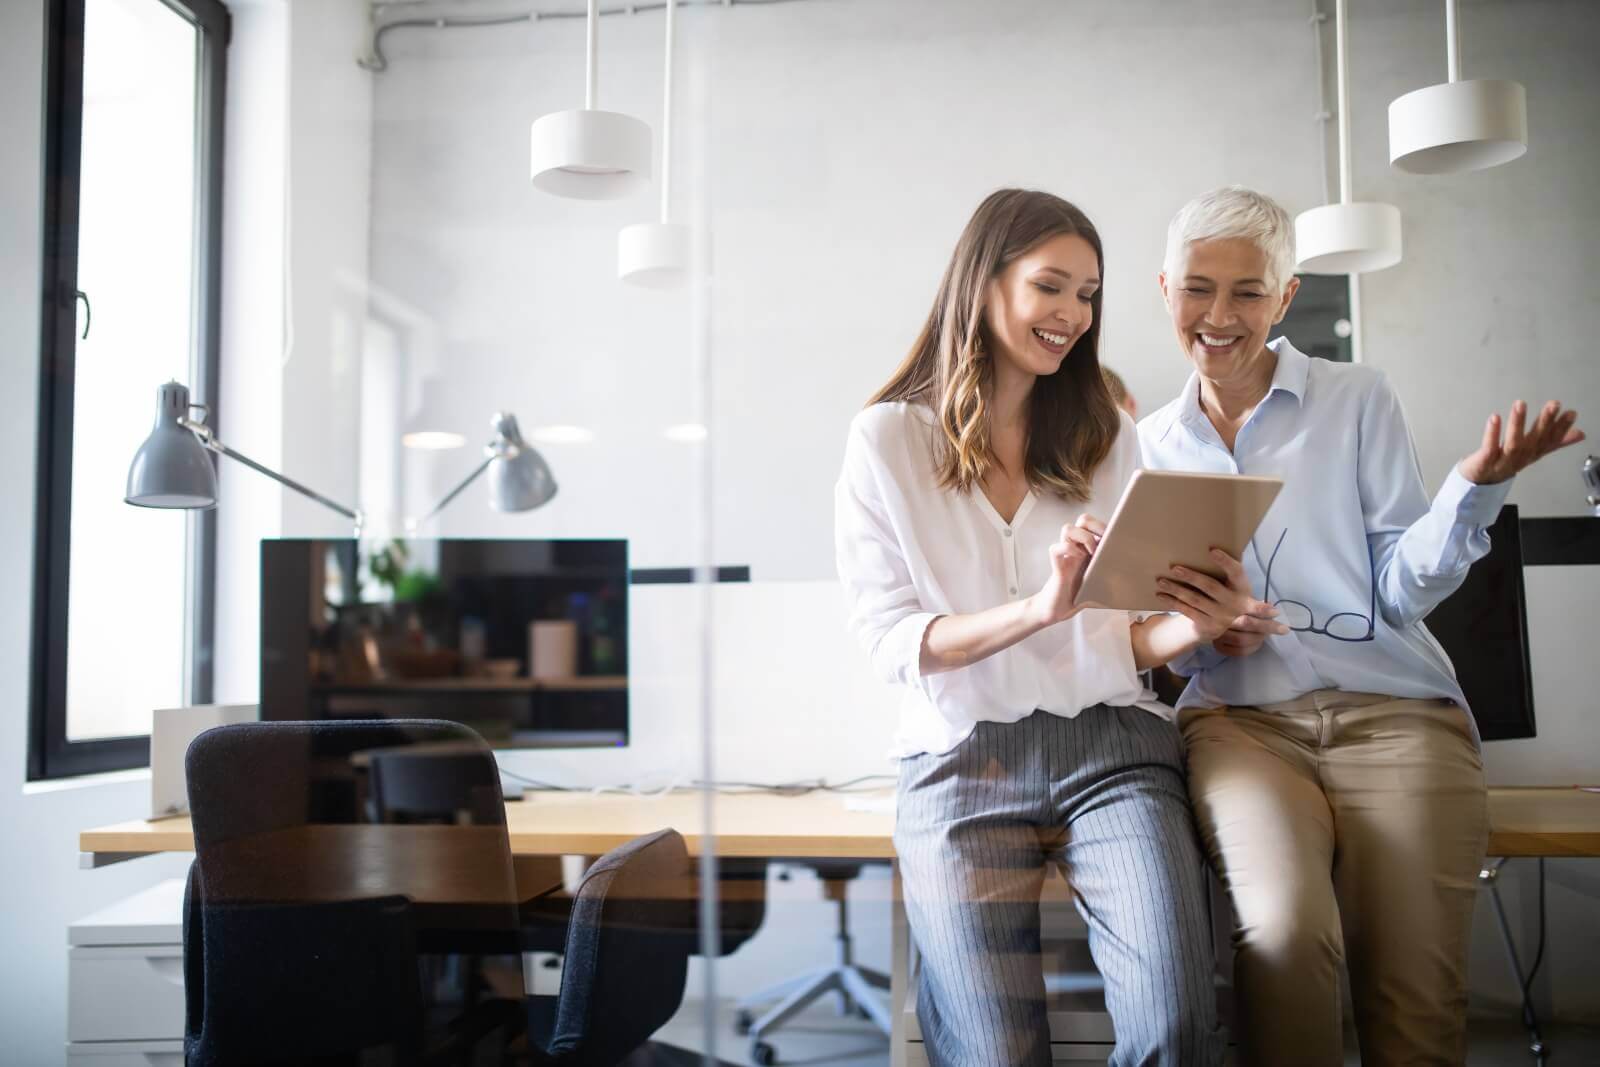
[67,879,188,1061]
[68,944,185,1042]
[66,1040,185,1066]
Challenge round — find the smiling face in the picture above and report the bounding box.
[983,232,1101,380]
[1160,237,1299,386]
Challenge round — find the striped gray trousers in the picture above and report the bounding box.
[894,706,1225,1066]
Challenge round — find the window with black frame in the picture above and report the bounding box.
[30,0,229,780]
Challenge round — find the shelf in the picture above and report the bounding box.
[314,676,628,695]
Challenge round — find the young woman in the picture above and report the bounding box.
[835,189,1254,1066]
[1138,186,1584,1066]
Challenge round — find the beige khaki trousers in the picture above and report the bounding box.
[1179,691,1487,1067]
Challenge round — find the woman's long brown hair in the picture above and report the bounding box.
[869,189,1120,502]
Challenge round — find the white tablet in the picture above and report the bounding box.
[1074,469,1283,613]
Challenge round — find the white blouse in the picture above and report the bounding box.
[834,401,1167,758]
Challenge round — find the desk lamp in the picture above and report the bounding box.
[126,381,363,531]
[126,384,556,533]
[407,412,557,531]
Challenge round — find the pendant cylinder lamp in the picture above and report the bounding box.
[530,0,650,200]
[1389,0,1526,174]
[620,0,690,286]
[619,222,691,287]
[1296,0,1402,275]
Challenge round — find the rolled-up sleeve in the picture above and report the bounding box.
[1167,643,1226,677]
[834,423,939,688]
[1359,373,1513,628]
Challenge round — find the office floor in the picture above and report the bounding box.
[658,998,888,1066]
[657,1000,1600,1066]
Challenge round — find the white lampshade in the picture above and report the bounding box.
[618,221,690,288]
[1389,78,1527,174]
[529,108,651,200]
[1294,202,1403,275]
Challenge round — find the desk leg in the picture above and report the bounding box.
[1480,857,1548,1061]
[890,860,910,1067]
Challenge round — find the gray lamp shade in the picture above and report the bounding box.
[126,381,218,509]
[486,412,557,512]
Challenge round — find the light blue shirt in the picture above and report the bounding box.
[1137,337,1512,720]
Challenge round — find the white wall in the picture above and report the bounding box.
[0,4,192,1063]
[361,0,1600,574]
[214,0,288,704]
[363,0,1330,578]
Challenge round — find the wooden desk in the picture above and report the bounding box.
[80,788,900,865]
[1475,786,1600,857]
[77,786,1600,864]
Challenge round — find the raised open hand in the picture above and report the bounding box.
[1458,400,1584,485]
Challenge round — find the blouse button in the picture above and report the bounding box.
[1002,529,1012,538]
[1009,586,1018,596]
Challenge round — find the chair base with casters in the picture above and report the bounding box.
[733,863,891,1066]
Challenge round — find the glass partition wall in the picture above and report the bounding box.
[255,0,733,1059]
[330,0,1319,1060]
[234,0,1599,1062]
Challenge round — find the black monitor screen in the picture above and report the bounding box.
[261,539,628,748]
[1424,506,1535,742]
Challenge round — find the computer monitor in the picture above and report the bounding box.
[1424,506,1536,741]
[261,539,628,748]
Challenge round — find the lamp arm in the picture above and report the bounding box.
[182,418,363,527]
[409,454,494,531]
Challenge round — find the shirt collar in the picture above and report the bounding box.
[1264,335,1309,404]
[1175,334,1308,437]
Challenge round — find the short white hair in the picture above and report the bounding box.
[1163,186,1296,292]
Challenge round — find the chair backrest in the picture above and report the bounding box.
[542,829,695,1065]
[185,719,517,907]
[368,746,506,825]
[183,719,517,1066]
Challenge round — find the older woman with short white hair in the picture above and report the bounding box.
[1137,186,1583,1066]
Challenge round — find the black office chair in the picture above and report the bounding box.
[523,829,698,1065]
[183,719,522,1066]
[517,851,765,1067]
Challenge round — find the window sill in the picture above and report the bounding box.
[23,766,150,796]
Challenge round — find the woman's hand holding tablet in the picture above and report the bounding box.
[1157,548,1288,643]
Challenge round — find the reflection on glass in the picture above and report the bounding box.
[66,0,200,740]
[261,539,630,748]
[184,721,528,1062]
